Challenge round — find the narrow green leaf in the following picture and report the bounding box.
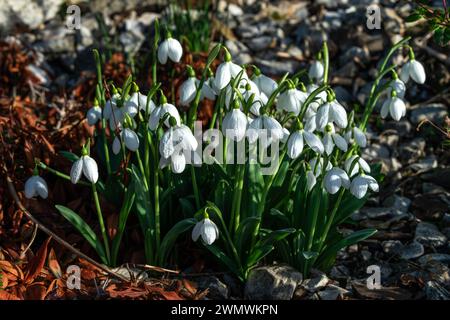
[158,218,197,265]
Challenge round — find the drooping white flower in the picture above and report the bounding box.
[103,93,121,121]
[345,126,367,148]
[179,77,197,106]
[222,108,248,142]
[389,78,406,99]
[148,99,181,130]
[345,155,371,177]
[252,71,278,97]
[24,175,48,199]
[316,98,348,130]
[201,78,217,101]
[70,154,99,184]
[322,123,348,155]
[309,60,324,81]
[86,105,102,126]
[192,217,219,245]
[324,167,350,194]
[126,91,155,113]
[287,129,324,159]
[112,128,140,155]
[380,93,406,121]
[350,174,379,199]
[214,50,248,90]
[307,84,328,102]
[400,59,426,84]
[281,127,290,144]
[277,87,307,115]
[246,114,284,148]
[157,36,183,64]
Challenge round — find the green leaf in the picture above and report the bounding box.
[59,151,79,162]
[206,43,222,69]
[257,228,295,248]
[55,205,108,264]
[158,218,197,266]
[235,217,260,258]
[317,228,377,269]
[246,245,274,270]
[405,13,423,23]
[302,251,319,260]
[111,185,135,266]
[268,208,290,228]
[205,244,242,280]
[131,165,153,233]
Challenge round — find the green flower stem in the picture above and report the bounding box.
[298,84,329,120]
[151,137,161,250]
[37,161,90,187]
[135,150,148,190]
[191,166,201,209]
[229,164,245,234]
[251,149,287,245]
[101,119,112,176]
[322,42,329,84]
[92,183,111,264]
[318,187,345,251]
[360,37,411,130]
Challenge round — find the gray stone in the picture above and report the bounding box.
[418,253,450,265]
[400,241,424,260]
[409,155,438,172]
[382,195,411,213]
[316,285,349,300]
[247,36,274,51]
[33,26,76,53]
[301,274,329,292]
[245,265,302,300]
[409,103,448,125]
[255,58,300,76]
[415,222,448,247]
[382,240,403,254]
[196,276,229,300]
[398,138,426,164]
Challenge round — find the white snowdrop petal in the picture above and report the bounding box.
[264,116,283,140]
[123,128,140,151]
[330,102,348,128]
[323,133,334,155]
[223,109,248,141]
[306,171,317,191]
[287,131,304,159]
[87,106,102,126]
[24,176,37,199]
[70,159,83,184]
[34,176,49,199]
[399,62,411,83]
[202,219,218,245]
[351,176,368,199]
[325,169,342,194]
[309,60,324,80]
[167,38,183,63]
[214,62,231,90]
[410,60,426,84]
[157,40,169,64]
[171,152,186,173]
[390,97,406,121]
[380,99,390,119]
[303,130,324,154]
[333,133,348,152]
[247,117,263,143]
[160,129,175,159]
[179,77,197,106]
[191,221,203,242]
[112,136,121,155]
[353,127,367,148]
[82,156,99,183]
[316,103,330,131]
[366,175,379,192]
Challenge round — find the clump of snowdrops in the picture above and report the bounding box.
[25,23,425,281]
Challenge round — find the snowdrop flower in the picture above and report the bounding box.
[316,94,348,130]
[345,126,367,148]
[350,174,379,199]
[400,54,426,84]
[24,173,48,199]
[281,128,290,144]
[179,71,197,106]
[287,124,324,159]
[201,76,217,101]
[380,91,406,121]
[345,155,371,177]
[112,128,140,155]
[103,91,121,121]
[309,60,324,81]
[192,214,219,245]
[277,84,308,115]
[126,84,156,114]
[224,79,264,114]
[222,102,248,141]
[86,101,102,126]
[246,113,284,148]
[307,84,328,103]
[148,95,181,130]
[389,77,406,99]
[214,48,248,90]
[157,33,183,64]
[322,123,348,155]
[252,68,278,97]
[324,167,350,194]
[70,148,99,184]
[159,117,198,173]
